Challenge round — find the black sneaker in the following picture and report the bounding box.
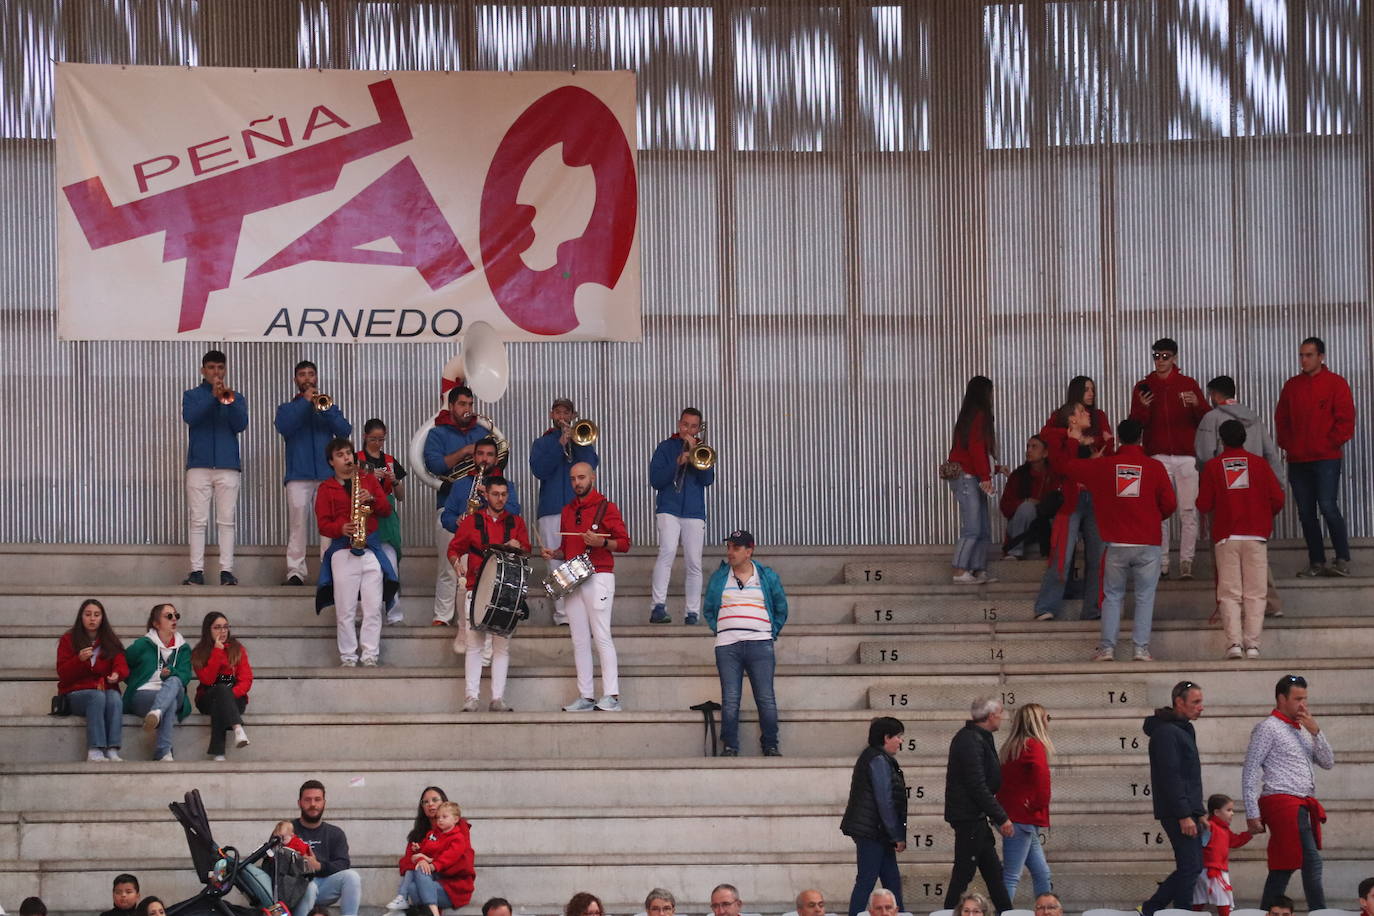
[220,571,238,586]
[181,571,204,586]
[720,747,739,757]
[283,575,305,586]
[762,746,782,757]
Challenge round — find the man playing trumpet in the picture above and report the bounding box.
[647,407,716,625]
[530,398,599,625]
[181,349,248,586]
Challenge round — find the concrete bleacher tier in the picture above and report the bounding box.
[0,541,1369,914]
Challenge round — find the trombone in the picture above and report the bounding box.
[674,421,716,491]
[562,417,599,460]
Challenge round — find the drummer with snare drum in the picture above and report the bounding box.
[447,475,530,712]
[541,462,630,713]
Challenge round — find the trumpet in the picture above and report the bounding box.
[217,387,236,406]
[311,392,334,411]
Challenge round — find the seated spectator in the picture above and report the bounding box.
[100,873,140,916]
[18,899,45,916]
[122,603,192,762]
[866,889,897,916]
[386,786,451,911]
[1266,895,1294,916]
[484,898,515,916]
[785,889,826,916]
[955,893,990,916]
[642,888,677,916]
[294,780,363,916]
[56,598,129,762]
[191,611,253,760]
[1000,436,1060,560]
[1033,893,1063,916]
[395,801,475,916]
[135,899,165,916]
[566,892,607,916]
[1360,880,1374,916]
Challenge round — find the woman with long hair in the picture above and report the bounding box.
[1033,400,1105,622]
[947,376,1006,584]
[565,892,606,916]
[996,703,1056,902]
[1064,376,1115,455]
[386,786,451,911]
[123,603,192,761]
[55,598,129,761]
[191,611,253,761]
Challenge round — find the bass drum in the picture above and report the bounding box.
[469,546,531,638]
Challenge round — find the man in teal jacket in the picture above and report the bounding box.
[703,530,788,757]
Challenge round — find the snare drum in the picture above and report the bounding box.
[469,546,531,638]
[543,552,595,599]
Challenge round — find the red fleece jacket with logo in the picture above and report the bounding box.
[1060,444,1177,544]
[1196,447,1285,542]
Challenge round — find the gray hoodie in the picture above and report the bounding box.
[1194,400,1283,479]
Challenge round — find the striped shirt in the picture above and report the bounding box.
[715,563,772,647]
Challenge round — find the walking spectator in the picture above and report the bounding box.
[841,716,908,916]
[703,529,788,757]
[946,376,1008,585]
[942,697,1014,913]
[1275,337,1356,577]
[393,800,474,916]
[123,603,192,762]
[1140,680,1206,916]
[1197,421,1285,660]
[56,598,128,762]
[386,786,450,911]
[997,703,1055,903]
[566,892,607,916]
[1129,338,1209,579]
[100,874,140,916]
[1034,402,1104,622]
[1057,418,1176,661]
[1000,436,1059,561]
[1195,376,1283,478]
[191,611,252,761]
[1243,674,1335,909]
[1193,793,1252,916]
[293,780,363,916]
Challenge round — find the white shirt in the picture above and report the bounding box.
[715,563,771,647]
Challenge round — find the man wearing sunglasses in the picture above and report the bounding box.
[1129,338,1210,580]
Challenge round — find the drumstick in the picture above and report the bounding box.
[558,531,608,536]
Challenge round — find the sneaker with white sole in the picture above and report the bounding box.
[1225,644,1243,660]
[104,749,122,762]
[1091,647,1115,662]
[563,697,597,712]
[973,571,999,584]
[234,725,250,749]
[462,696,480,712]
[1245,647,1261,659]
[211,754,226,762]
[1296,564,1325,578]
[361,656,379,668]
[595,695,622,712]
[1326,558,1352,577]
[952,572,979,585]
[87,749,107,762]
[489,699,511,712]
[143,709,162,731]
[157,753,175,762]
[340,657,358,668]
[386,895,408,911]
[1133,646,1154,662]
[1178,560,1193,580]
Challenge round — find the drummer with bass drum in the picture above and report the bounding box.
[447,475,530,712]
[541,462,630,713]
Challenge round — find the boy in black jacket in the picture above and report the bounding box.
[1142,681,1207,915]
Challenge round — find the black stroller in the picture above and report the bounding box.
[165,789,309,916]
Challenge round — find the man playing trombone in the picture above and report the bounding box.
[530,397,599,625]
[274,359,351,586]
[647,407,716,625]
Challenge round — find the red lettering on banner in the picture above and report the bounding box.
[480,85,637,336]
[242,116,294,159]
[133,155,180,194]
[188,136,239,176]
[302,105,351,141]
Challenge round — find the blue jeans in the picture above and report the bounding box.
[1002,822,1052,902]
[1288,459,1349,565]
[1142,816,1202,914]
[1261,805,1325,909]
[715,639,779,752]
[126,677,185,759]
[950,476,990,571]
[400,869,453,908]
[1099,545,1161,650]
[1003,501,1039,558]
[1033,491,1103,620]
[298,869,362,916]
[67,689,123,751]
[848,836,902,916]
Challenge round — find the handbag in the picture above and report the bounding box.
[215,673,237,687]
[938,460,964,481]
[50,694,72,716]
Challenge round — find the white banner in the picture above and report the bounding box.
[55,64,640,342]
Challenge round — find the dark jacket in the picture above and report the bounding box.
[943,721,1008,826]
[1144,707,1204,821]
[292,819,351,877]
[840,745,908,844]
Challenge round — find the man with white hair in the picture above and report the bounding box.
[867,889,897,916]
[942,697,1014,912]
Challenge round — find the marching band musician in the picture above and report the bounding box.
[530,398,599,626]
[422,386,491,627]
[314,438,397,668]
[358,419,407,625]
[647,408,715,625]
[541,462,630,712]
[446,476,530,712]
[275,360,352,586]
[181,349,248,587]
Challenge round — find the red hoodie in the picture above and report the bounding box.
[1275,366,1356,463]
[1201,817,1252,874]
[559,490,630,573]
[1196,447,1285,542]
[398,820,475,908]
[1061,444,1176,544]
[947,410,993,481]
[192,644,254,707]
[996,737,1051,828]
[1128,369,1209,456]
[1043,407,1115,456]
[55,632,129,694]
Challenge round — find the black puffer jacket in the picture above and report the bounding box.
[840,745,908,843]
[1144,707,1204,820]
[943,721,1009,825]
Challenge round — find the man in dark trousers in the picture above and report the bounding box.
[942,696,1014,912]
[1141,681,1206,916]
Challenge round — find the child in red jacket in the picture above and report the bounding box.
[1193,793,1252,915]
[397,801,475,915]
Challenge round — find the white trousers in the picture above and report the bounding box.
[464,625,510,700]
[186,468,241,573]
[537,514,569,624]
[433,512,465,623]
[651,513,706,615]
[330,549,383,663]
[1156,454,1199,564]
[379,544,402,624]
[565,572,618,699]
[285,480,327,579]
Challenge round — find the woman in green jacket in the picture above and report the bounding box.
[122,603,193,761]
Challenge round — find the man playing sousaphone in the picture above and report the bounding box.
[446,476,530,712]
[422,386,492,626]
[314,438,397,668]
[542,463,630,712]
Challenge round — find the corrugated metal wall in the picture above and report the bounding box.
[1,0,1371,548]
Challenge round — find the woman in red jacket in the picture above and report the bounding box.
[190,611,253,761]
[56,598,130,762]
[996,703,1055,903]
[396,801,475,915]
[947,376,1007,584]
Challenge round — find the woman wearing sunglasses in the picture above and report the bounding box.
[122,603,193,761]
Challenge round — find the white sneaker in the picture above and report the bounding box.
[1133,646,1154,662]
[234,725,250,749]
[143,709,162,731]
[386,610,405,625]
[563,697,597,712]
[595,695,622,712]
[104,749,123,762]
[952,572,979,585]
[1245,647,1261,659]
[462,696,480,712]
[1091,646,1115,662]
[87,749,107,762]
[489,699,511,712]
[157,753,175,762]
[973,570,999,584]
[340,657,358,668]
[1225,644,1243,660]
[361,656,379,668]
[386,895,408,911]
[211,754,226,762]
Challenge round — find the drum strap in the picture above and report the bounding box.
[471,514,517,560]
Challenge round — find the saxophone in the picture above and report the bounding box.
[464,463,487,518]
[349,467,373,556]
